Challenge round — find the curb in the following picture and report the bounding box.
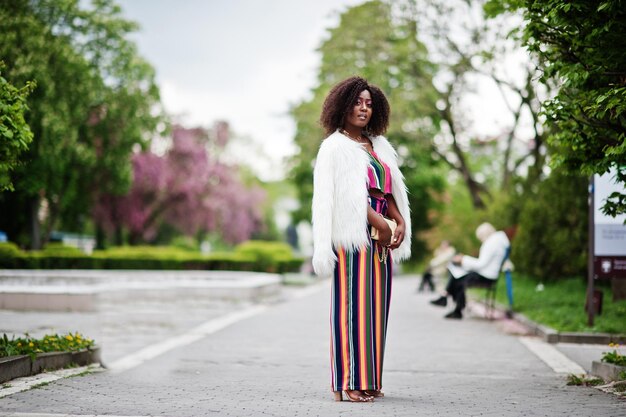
[0,346,101,384]
[468,296,626,345]
[0,270,283,311]
[509,310,626,345]
[591,360,626,382]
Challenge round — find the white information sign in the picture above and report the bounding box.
[594,168,626,278]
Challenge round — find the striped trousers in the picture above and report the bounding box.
[330,196,392,391]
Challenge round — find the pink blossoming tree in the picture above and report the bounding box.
[95,124,266,245]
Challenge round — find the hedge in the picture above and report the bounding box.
[0,241,303,274]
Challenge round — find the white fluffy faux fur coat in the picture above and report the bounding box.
[311,130,411,276]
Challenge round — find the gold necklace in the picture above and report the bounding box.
[341,129,367,143]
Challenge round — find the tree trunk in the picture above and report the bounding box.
[43,198,60,246]
[115,225,123,246]
[95,225,106,250]
[440,101,489,209]
[29,195,41,250]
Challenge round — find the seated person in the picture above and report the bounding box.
[430,223,510,319]
[418,240,455,292]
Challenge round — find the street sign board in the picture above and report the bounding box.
[593,169,626,279]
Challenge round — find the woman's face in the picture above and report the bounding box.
[344,89,372,131]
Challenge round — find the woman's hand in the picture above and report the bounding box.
[377,220,393,247]
[368,207,393,246]
[389,221,405,250]
[384,194,406,250]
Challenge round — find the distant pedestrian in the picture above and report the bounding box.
[419,267,436,292]
[312,76,411,402]
[418,240,455,292]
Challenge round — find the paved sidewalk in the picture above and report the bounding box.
[1,276,625,416]
[0,293,248,364]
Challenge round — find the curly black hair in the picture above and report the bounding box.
[320,76,390,137]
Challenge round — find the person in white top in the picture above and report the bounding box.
[430,223,510,319]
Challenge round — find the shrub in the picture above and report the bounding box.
[95,245,198,260]
[169,236,199,252]
[0,332,95,359]
[235,240,294,259]
[0,241,22,258]
[0,242,23,267]
[513,169,588,280]
[41,243,85,257]
[235,240,301,273]
[0,241,303,273]
[602,343,626,366]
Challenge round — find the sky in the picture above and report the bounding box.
[116,0,536,184]
[117,0,364,180]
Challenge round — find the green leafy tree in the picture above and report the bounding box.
[0,0,162,248]
[289,0,443,259]
[486,0,626,217]
[0,64,35,191]
[399,0,550,208]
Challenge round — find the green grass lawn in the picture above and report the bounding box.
[471,274,626,334]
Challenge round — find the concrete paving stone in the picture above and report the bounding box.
[1,276,625,416]
[557,342,626,374]
[0,292,249,365]
[0,270,283,312]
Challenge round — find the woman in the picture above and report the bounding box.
[312,76,411,402]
